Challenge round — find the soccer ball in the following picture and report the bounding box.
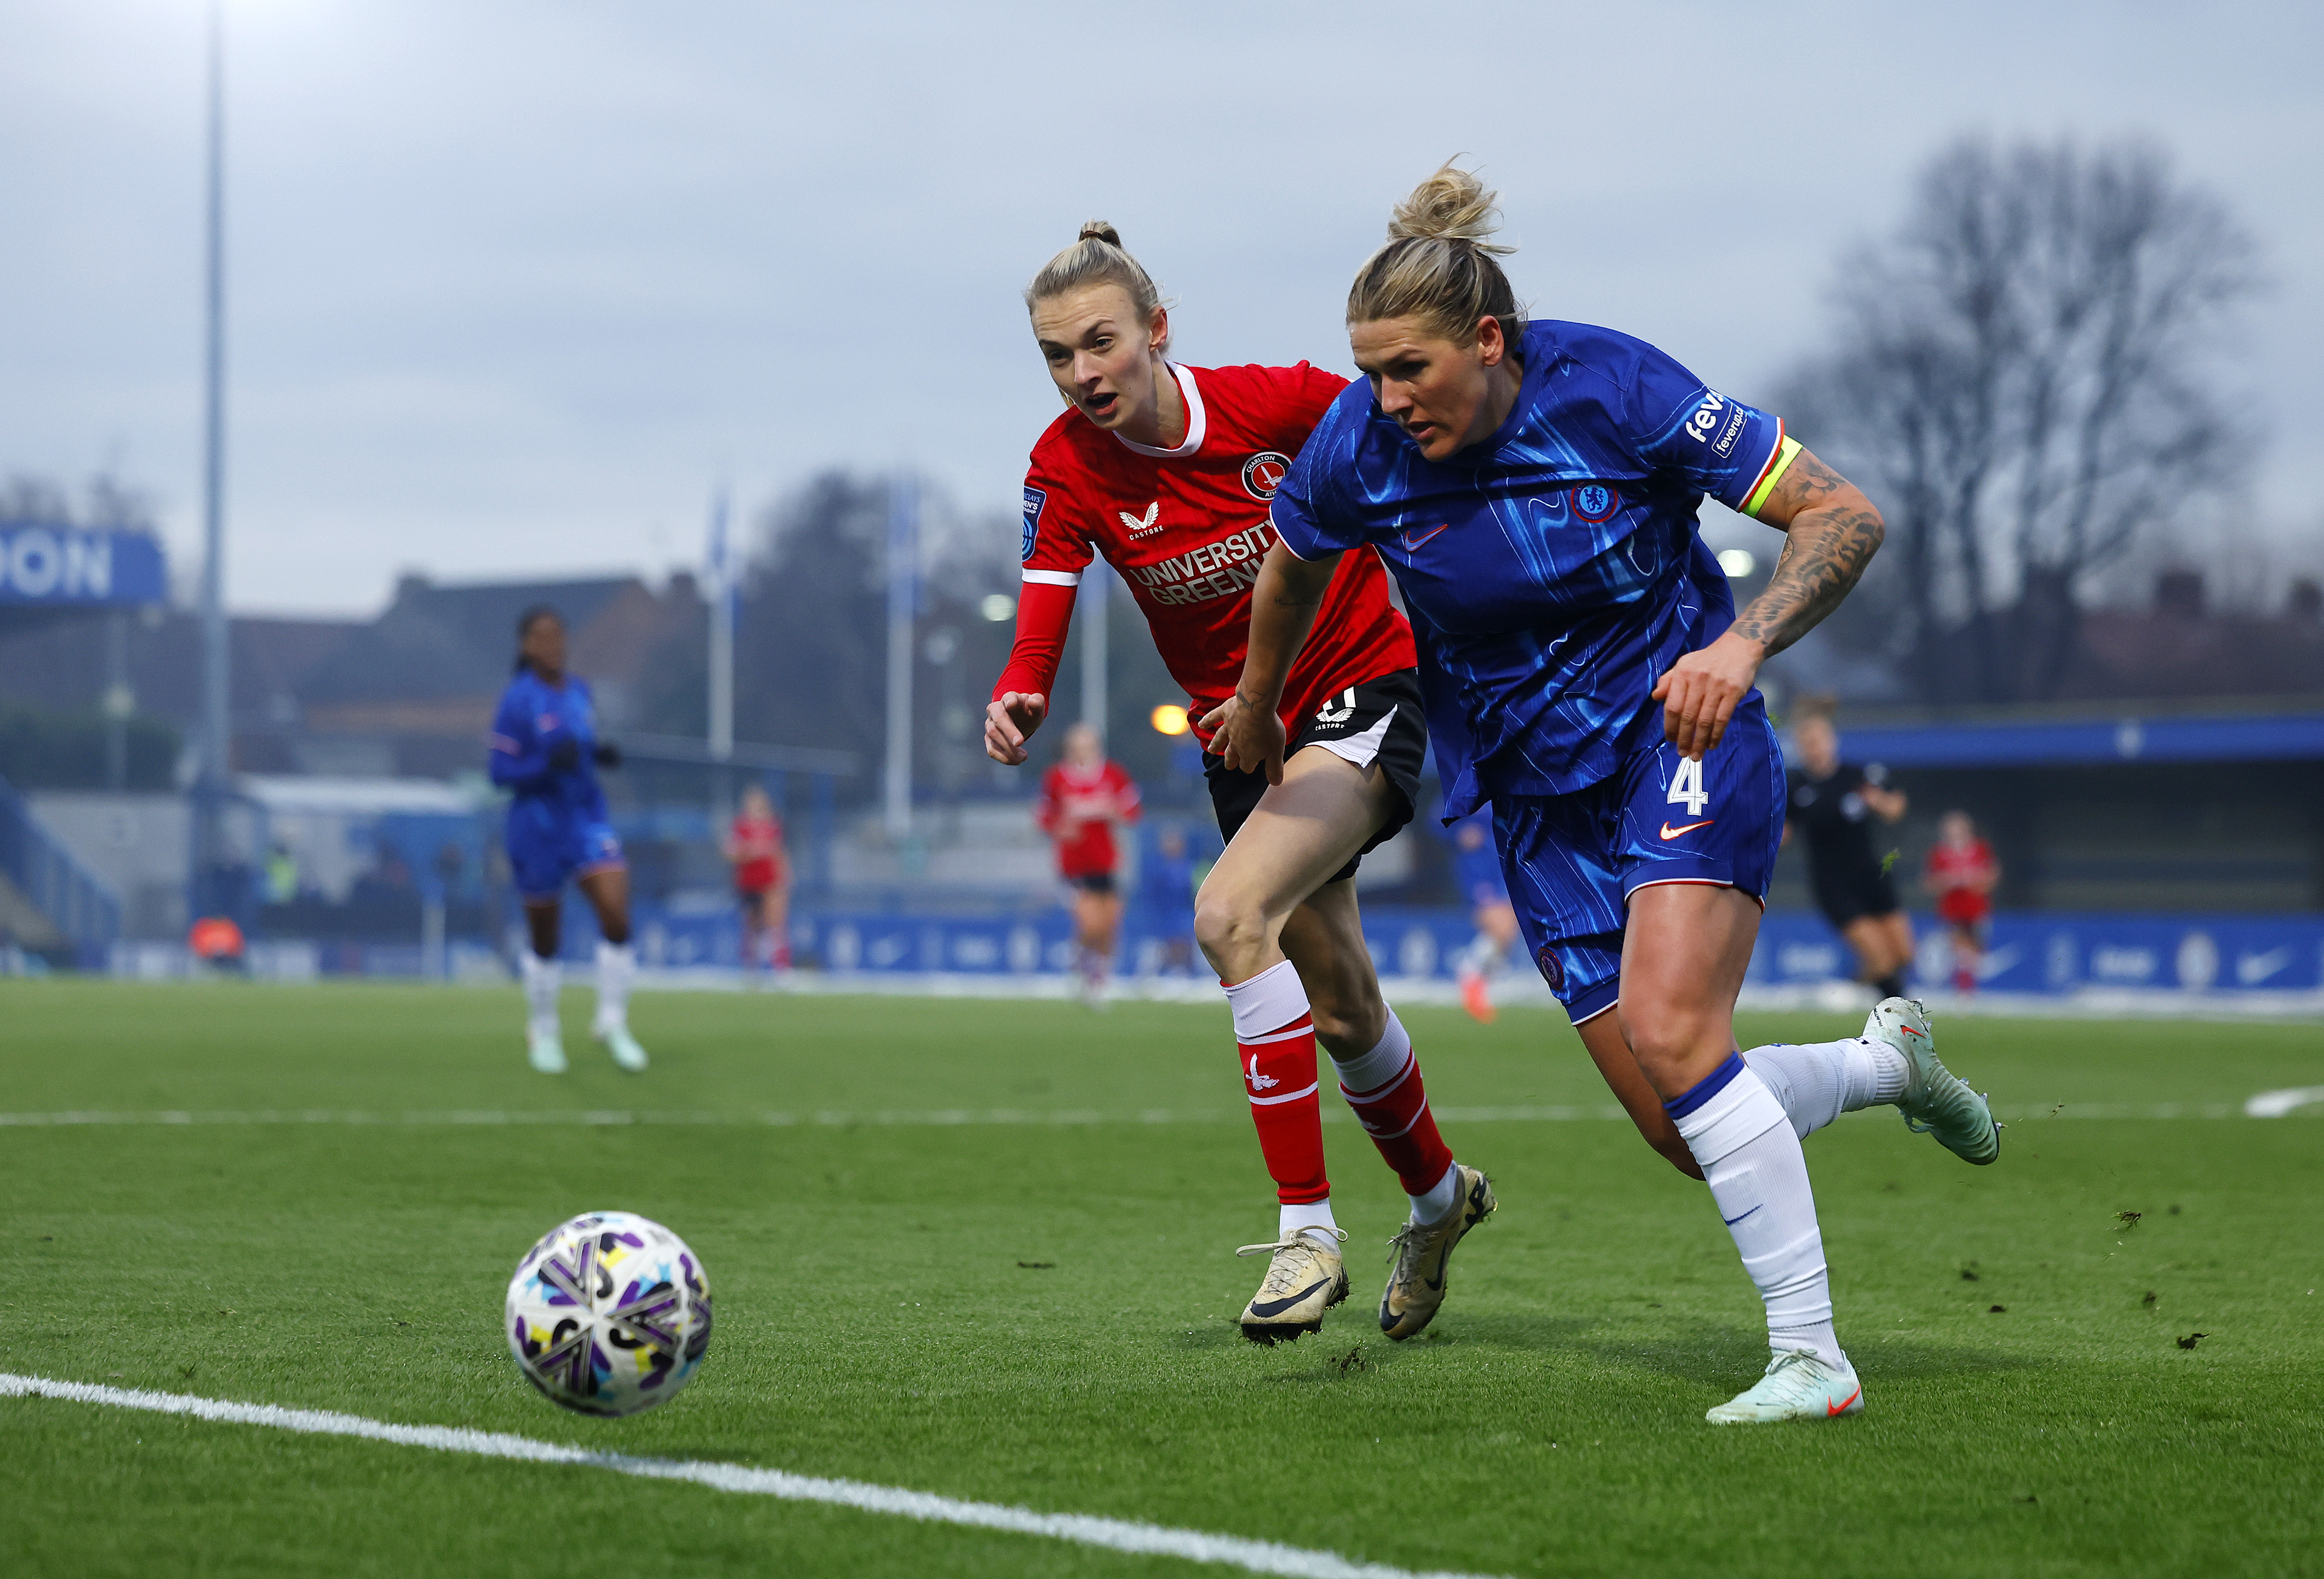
[505,1210,713,1416]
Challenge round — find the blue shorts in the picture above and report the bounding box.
[1495,694,1785,1024]
[509,815,625,902]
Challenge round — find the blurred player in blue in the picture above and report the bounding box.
[1211,164,1999,1424]
[489,605,647,1074]
[1440,808,1517,1023]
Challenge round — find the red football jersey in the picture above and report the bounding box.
[1923,839,1996,896]
[1036,759,1140,879]
[998,362,1416,743]
[730,812,785,893]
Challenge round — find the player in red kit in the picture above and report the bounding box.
[986,221,1493,1345]
[1036,721,1141,1004]
[1924,810,2000,992]
[724,784,790,974]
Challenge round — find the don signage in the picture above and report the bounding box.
[0,525,167,606]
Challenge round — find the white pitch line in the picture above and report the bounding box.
[0,1106,1630,1128]
[0,1373,1497,1579]
[2245,1086,2324,1118]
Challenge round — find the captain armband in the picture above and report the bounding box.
[1742,435,1802,519]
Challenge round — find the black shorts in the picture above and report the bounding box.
[1068,872,1117,895]
[1204,668,1428,886]
[1814,865,1899,928]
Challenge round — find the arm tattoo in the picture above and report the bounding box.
[1728,454,1883,657]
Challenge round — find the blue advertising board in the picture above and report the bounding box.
[0,524,168,606]
[604,900,2323,1000]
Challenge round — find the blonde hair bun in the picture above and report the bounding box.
[1346,158,1527,346]
[1077,219,1124,248]
[1386,163,1514,255]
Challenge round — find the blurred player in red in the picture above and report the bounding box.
[1924,810,1999,992]
[987,220,1495,1347]
[724,783,790,974]
[1035,722,1141,1004]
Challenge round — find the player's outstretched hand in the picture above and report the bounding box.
[592,741,622,770]
[1652,629,1763,760]
[985,692,1048,766]
[1199,693,1288,785]
[547,738,582,772]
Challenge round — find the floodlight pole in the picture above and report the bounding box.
[882,475,917,843]
[195,0,232,914]
[1080,559,1108,741]
[706,486,733,764]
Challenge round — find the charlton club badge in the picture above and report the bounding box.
[1240,451,1291,501]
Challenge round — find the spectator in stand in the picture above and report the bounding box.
[1142,822,1199,977]
[1924,810,2000,993]
[1785,710,1913,1001]
[725,784,791,975]
[264,843,299,905]
[1036,722,1141,1006]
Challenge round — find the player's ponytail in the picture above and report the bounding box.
[513,603,563,675]
[1347,160,1527,348]
[1025,221,1168,348]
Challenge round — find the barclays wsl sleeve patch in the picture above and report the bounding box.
[1021,486,1047,562]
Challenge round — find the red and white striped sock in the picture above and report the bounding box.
[1223,960,1329,1208]
[1331,1009,1457,1211]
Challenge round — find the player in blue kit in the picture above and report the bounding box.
[1210,165,2000,1423]
[489,605,648,1075]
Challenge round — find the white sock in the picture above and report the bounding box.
[1408,1161,1460,1224]
[521,951,561,1036]
[1743,1038,1910,1140]
[1328,1007,1410,1093]
[1279,1199,1338,1248]
[1670,1058,1842,1366]
[1841,1037,1911,1107]
[594,940,635,1032]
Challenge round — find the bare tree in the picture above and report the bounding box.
[1780,137,2257,704]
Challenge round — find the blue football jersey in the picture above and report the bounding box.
[488,670,610,824]
[1270,320,1789,818]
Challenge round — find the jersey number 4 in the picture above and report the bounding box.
[1667,756,1710,817]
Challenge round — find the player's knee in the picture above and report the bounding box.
[1308,990,1385,1059]
[1191,889,1265,969]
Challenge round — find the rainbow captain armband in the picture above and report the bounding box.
[1742,433,1801,519]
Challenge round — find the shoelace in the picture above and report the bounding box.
[1235,1231,1344,1297]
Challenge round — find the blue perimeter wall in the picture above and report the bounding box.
[584,902,2323,998]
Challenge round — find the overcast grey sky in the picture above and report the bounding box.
[4,0,2319,615]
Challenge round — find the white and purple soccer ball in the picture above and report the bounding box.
[505,1210,713,1416]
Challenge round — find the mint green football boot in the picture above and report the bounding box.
[1867,998,1998,1165]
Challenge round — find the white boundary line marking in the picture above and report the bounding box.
[0,1100,2310,1128]
[0,1373,1499,1579]
[0,1106,1631,1128]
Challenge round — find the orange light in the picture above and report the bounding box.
[1149,703,1192,737]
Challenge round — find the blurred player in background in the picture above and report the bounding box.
[987,221,1493,1346]
[724,783,790,975]
[489,605,647,1075]
[1222,163,1999,1423]
[1035,722,1141,1005]
[1925,809,1999,992]
[1443,807,1518,1023]
[1141,822,1200,976]
[1785,710,1912,1001]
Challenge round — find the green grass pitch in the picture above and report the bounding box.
[1,979,2318,1577]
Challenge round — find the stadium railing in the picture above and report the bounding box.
[0,771,122,968]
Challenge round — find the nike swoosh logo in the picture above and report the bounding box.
[1829,1385,1862,1416]
[1659,819,1714,839]
[1248,1278,1334,1319]
[1721,1205,1762,1227]
[1398,524,1448,552]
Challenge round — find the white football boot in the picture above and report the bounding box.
[526,1026,568,1074]
[593,1018,649,1073]
[1706,1349,1865,1424]
[1867,997,1999,1165]
[1235,1228,1349,1344]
